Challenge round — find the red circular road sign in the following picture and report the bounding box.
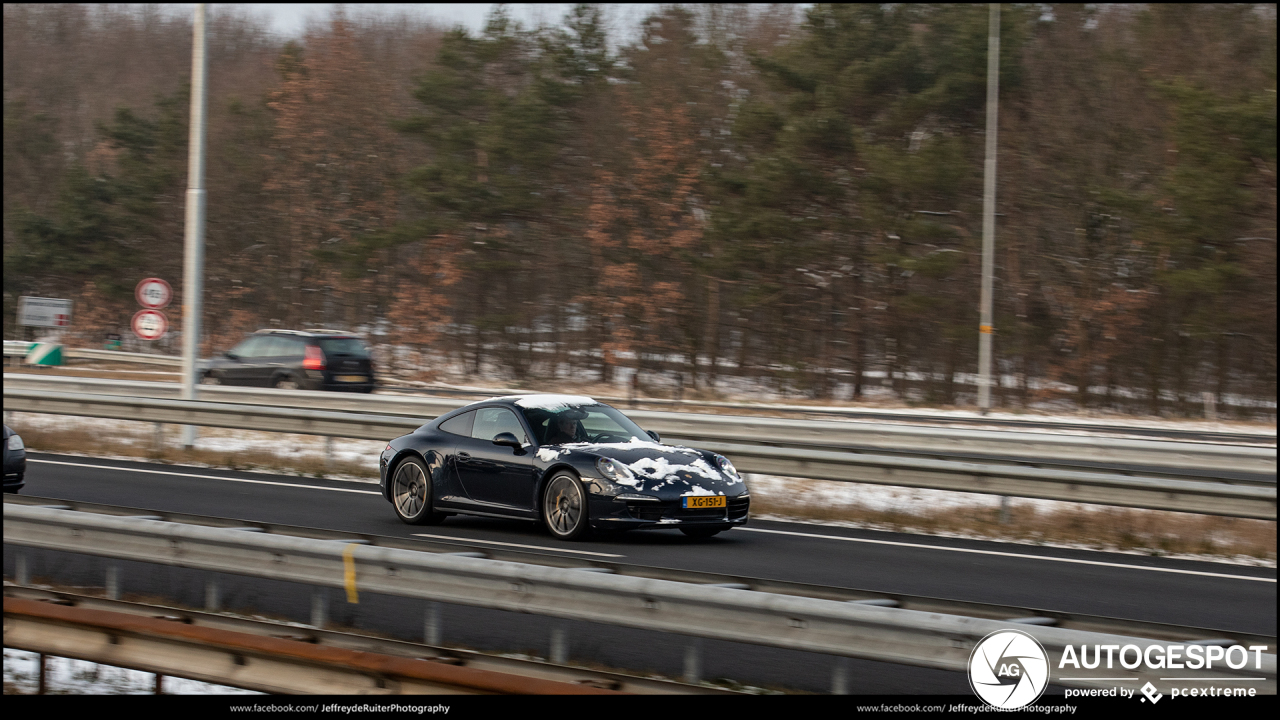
[135,277,172,309]
[132,309,168,341]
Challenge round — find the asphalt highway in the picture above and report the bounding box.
[5,452,1276,694]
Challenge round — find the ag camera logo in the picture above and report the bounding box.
[969,629,1050,709]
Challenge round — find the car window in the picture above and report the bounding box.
[472,407,528,444]
[230,336,269,358]
[262,336,302,357]
[520,404,648,445]
[438,410,475,437]
[318,338,369,357]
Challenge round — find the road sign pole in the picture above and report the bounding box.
[181,4,208,449]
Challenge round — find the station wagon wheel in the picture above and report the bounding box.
[392,456,446,526]
[543,472,589,541]
[200,373,221,385]
[274,375,300,390]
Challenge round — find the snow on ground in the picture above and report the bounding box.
[3,648,261,695]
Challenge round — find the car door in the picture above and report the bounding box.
[454,407,535,512]
[260,336,305,386]
[432,410,473,509]
[221,336,268,385]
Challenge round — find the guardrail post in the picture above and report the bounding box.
[425,601,442,645]
[37,653,47,695]
[155,673,164,694]
[153,423,164,453]
[311,588,328,628]
[1000,496,1011,525]
[16,551,29,585]
[831,657,849,694]
[106,564,120,600]
[682,638,702,684]
[325,436,334,470]
[205,577,220,611]
[550,621,569,664]
[1203,392,1217,421]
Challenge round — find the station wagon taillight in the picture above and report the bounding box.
[303,345,327,370]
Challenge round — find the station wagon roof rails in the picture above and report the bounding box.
[253,328,312,336]
[302,328,355,335]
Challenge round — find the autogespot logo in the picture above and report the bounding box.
[969,629,1050,709]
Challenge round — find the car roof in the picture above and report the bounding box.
[436,394,601,420]
[481,394,599,410]
[252,328,360,338]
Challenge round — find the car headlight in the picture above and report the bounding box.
[715,454,739,480]
[7,434,23,451]
[596,457,636,484]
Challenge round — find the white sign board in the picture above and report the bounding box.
[17,296,73,328]
[135,277,173,310]
[132,309,168,341]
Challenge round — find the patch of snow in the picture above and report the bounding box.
[536,447,565,462]
[627,456,722,482]
[502,394,597,410]
[3,648,261,695]
[683,485,723,496]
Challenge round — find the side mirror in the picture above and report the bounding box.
[647,430,661,443]
[492,432,522,449]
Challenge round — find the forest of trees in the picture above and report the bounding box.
[3,4,1275,416]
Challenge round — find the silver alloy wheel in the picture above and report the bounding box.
[393,460,427,521]
[544,473,586,539]
[275,376,300,390]
[200,374,221,385]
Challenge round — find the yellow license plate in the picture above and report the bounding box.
[683,496,726,509]
[336,375,366,382]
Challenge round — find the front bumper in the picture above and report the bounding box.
[589,493,749,530]
[4,452,26,493]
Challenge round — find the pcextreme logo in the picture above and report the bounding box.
[969,629,1050,709]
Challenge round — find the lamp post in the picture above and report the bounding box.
[181,3,208,448]
[977,3,1000,415]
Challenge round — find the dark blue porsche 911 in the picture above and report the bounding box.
[378,394,749,540]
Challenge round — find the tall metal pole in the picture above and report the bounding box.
[181,4,208,448]
[977,3,1000,415]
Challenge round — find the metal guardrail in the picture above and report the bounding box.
[6,374,1275,476]
[3,585,732,694]
[3,596,622,694]
[3,342,182,367]
[3,387,1275,518]
[10,494,1271,651]
[8,344,1276,437]
[5,504,1274,695]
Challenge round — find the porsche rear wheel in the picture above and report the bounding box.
[543,472,589,541]
[391,457,447,525]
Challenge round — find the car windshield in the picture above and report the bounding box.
[318,337,369,357]
[518,403,649,446]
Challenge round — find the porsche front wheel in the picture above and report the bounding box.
[391,457,447,525]
[543,472,589,540]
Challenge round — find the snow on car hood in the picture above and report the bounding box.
[539,437,740,493]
